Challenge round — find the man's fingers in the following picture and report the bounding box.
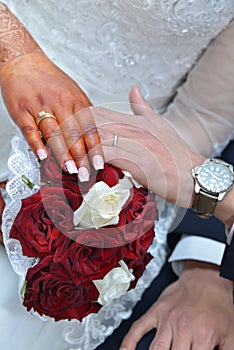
[120,312,158,350]
[170,331,192,350]
[147,323,172,350]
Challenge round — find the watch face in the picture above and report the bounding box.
[197,161,233,193]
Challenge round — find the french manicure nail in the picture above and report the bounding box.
[93,155,104,170]
[65,160,78,174]
[37,149,47,160]
[78,166,90,182]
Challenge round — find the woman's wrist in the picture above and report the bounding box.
[0,2,42,68]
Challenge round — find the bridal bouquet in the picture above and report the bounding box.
[4,138,157,322]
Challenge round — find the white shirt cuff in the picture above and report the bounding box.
[168,235,226,276]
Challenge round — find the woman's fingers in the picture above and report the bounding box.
[51,105,91,180]
[0,51,104,178]
[14,106,104,182]
[74,106,104,170]
[16,110,48,161]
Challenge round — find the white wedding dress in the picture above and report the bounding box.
[0,1,234,350]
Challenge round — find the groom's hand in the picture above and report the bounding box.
[93,86,204,208]
[119,260,234,350]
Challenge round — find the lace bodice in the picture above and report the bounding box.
[5,0,234,106]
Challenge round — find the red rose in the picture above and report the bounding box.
[54,234,123,279]
[13,149,157,322]
[10,186,80,258]
[74,163,125,195]
[68,225,126,248]
[23,255,101,321]
[117,189,157,242]
[40,148,81,192]
[96,163,124,187]
[123,227,155,288]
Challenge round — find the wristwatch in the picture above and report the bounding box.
[191,158,234,218]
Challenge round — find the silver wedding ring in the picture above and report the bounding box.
[113,133,118,147]
[36,110,57,126]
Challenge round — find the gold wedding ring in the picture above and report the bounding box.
[36,110,57,126]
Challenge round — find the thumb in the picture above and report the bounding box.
[129,86,153,116]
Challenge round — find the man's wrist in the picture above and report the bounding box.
[182,259,233,290]
[187,151,205,208]
[189,157,234,224]
[214,188,234,228]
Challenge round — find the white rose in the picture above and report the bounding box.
[93,260,135,305]
[73,177,132,229]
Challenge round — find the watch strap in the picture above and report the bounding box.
[192,190,218,218]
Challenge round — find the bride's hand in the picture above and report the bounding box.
[0,51,104,181]
[119,260,234,350]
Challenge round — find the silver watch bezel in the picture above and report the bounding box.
[192,158,234,196]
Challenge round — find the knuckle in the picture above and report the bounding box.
[64,128,81,141]
[21,124,38,136]
[81,121,97,134]
[197,321,214,340]
[176,313,193,331]
[76,95,90,109]
[73,154,86,164]
[151,338,168,350]
[166,306,180,322]
[154,301,171,318]
[174,307,196,332]
[130,319,145,332]
[43,126,62,140]
[18,99,31,113]
[84,126,98,138]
